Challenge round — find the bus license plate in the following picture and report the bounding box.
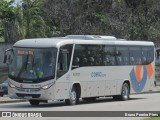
[24,96,32,99]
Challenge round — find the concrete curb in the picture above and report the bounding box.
[0,95,27,104]
[0,99,27,104]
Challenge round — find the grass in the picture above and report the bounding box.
[143,117,160,120]
[143,113,160,120]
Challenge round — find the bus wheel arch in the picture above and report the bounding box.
[113,80,130,101]
[123,80,130,94]
[65,83,81,105]
[73,83,81,99]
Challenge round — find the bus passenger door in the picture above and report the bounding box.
[57,49,68,79]
[55,45,73,99]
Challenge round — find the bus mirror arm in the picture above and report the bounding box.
[72,65,79,69]
[3,54,7,63]
[3,48,13,64]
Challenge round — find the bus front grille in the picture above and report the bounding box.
[16,93,41,98]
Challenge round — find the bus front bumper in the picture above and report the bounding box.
[8,85,55,101]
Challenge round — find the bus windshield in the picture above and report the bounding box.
[8,47,57,83]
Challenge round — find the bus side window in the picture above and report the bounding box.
[116,46,129,66]
[130,57,135,65]
[123,57,129,65]
[103,45,116,66]
[142,46,154,65]
[129,47,141,65]
[72,57,80,69]
[72,45,86,68]
[81,57,87,67]
[57,45,73,79]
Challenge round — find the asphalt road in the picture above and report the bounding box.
[0,93,160,120]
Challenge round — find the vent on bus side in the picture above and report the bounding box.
[65,35,117,40]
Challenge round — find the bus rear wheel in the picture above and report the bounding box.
[65,86,79,105]
[121,83,130,101]
[113,83,130,101]
[29,100,40,106]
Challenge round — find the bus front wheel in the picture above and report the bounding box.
[65,86,79,105]
[29,100,40,106]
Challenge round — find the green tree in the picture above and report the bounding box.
[22,0,48,38]
[42,0,160,41]
[43,0,113,36]
[0,0,16,43]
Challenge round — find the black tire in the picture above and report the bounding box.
[120,83,130,101]
[0,93,4,97]
[113,83,130,101]
[82,97,96,101]
[113,96,120,101]
[29,100,40,106]
[65,86,79,105]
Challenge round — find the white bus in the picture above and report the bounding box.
[4,35,155,105]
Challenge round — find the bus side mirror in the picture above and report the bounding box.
[156,49,160,60]
[3,48,13,64]
[3,54,7,63]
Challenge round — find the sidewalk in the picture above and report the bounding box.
[0,86,160,104]
[148,85,160,93]
[0,96,27,103]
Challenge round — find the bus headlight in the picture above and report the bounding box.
[41,85,49,90]
[41,82,55,90]
[9,82,16,88]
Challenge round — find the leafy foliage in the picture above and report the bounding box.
[0,0,160,42]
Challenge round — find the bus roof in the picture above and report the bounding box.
[13,35,154,48]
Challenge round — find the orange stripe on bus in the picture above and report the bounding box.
[136,65,142,81]
[146,64,153,79]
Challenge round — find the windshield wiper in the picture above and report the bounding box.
[17,53,29,79]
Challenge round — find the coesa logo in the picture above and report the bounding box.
[130,64,153,92]
[91,72,106,78]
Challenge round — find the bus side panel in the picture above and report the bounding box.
[70,68,90,98]
[55,75,70,99]
[80,81,87,97]
[116,80,124,95]
[148,62,155,91]
[86,81,99,97]
[105,80,117,96]
[98,80,106,96]
[129,62,155,94]
[142,62,155,92]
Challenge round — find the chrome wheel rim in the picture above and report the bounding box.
[70,90,76,103]
[122,85,128,99]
